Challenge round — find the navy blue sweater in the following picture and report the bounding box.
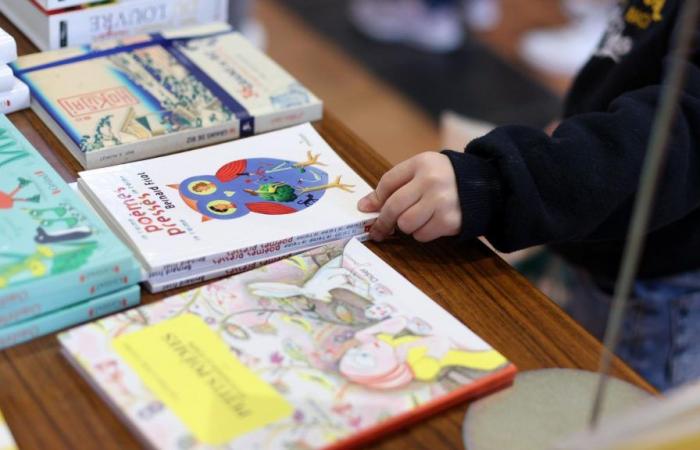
[444,0,700,281]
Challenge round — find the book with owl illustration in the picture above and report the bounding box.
[77,123,377,291]
[0,408,16,450]
[59,238,516,449]
[11,24,322,169]
[0,113,140,330]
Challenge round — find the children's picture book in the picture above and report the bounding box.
[11,25,323,168]
[59,238,516,449]
[76,123,376,291]
[0,113,140,327]
[0,408,16,450]
[0,283,139,351]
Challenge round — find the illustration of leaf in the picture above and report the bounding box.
[284,255,308,273]
[223,322,249,340]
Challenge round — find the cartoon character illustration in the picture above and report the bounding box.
[249,255,368,303]
[339,317,507,389]
[0,177,39,209]
[169,152,355,222]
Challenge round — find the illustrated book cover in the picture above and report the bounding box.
[59,238,516,449]
[0,0,228,51]
[11,24,322,168]
[76,123,376,291]
[0,113,140,327]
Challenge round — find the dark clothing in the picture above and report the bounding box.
[444,0,700,281]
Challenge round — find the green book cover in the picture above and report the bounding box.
[0,114,140,327]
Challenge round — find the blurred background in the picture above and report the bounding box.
[238,0,611,164]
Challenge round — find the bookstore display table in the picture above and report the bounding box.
[0,14,654,450]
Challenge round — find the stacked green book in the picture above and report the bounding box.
[0,114,141,350]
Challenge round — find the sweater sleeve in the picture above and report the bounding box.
[442,61,700,253]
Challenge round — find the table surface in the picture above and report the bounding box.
[0,13,654,450]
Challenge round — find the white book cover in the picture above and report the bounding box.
[0,27,15,65]
[0,78,29,114]
[0,0,228,50]
[78,123,376,273]
[0,65,13,91]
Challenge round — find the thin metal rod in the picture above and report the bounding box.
[590,0,700,427]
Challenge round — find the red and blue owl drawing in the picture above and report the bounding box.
[168,151,355,221]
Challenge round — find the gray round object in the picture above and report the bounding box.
[463,369,652,450]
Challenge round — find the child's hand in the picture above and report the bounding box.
[357,152,461,242]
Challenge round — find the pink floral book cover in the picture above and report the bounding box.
[59,238,516,449]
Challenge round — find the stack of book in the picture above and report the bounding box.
[12,25,323,169]
[76,123,377,292]
[0,114,141,350]
[0,0,230,51]
[0,27,29,114]
[60,237,516,449]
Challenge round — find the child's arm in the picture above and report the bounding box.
[358,152,462,242]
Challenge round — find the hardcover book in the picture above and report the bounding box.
[0,409,16,450]
[0,0,227,51]
[59,238,516,449]
[76,123,376,291]
[12,25,323,168]
[0,113,140,327]
[0,283,139,350]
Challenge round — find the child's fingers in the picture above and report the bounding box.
[411,215,445,242]
[396,198,434,236]
[360,159,416,212]
[371,183,422,238]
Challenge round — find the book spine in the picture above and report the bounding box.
[0,78,30,114]
[148,219,374,280]
[0,284,140,351]
[0,65,14,91]
[148,231,371,293]
[254,101,324,135]
[0,255,141,328]
[85,119,239,169]
[46,0,229,49]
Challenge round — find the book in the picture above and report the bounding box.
[0,409,16,450]
[0,113,140,327]
[0,65,13,92]
[0,78,30,114]
[59,238,516,449]
[12,25,323,169]
[0,283,139,350]
[76,123,375,291]
[0,27,16,65]
[0,0,228,51]
[35,0,134,12]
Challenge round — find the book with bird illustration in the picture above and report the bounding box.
[0,114,140,328]
[11,24,322,169]
[76,123,377,291]
[59,238,516,449]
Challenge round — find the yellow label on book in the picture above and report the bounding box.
[113,313,294,445]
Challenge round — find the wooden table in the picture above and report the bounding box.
[0,13,654,450]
